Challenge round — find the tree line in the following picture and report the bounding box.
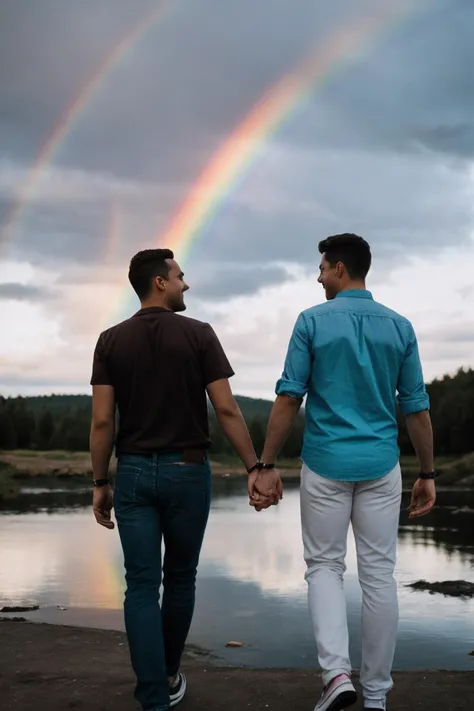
[1,368,474,458]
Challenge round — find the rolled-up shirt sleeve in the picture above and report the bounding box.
[275,313,312,399]
[397,325,430,415]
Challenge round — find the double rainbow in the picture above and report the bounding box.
[0,1,420,327]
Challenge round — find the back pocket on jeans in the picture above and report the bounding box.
[114,465,142,502]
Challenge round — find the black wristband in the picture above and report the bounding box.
[258,462,275,470]
[247,462,260,474]
[418,471,436,480]
[93,478,110,487]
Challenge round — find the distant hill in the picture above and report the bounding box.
[14,393,276,422]
[3,368,474,462]
[22,395,91,413]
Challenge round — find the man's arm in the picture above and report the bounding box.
[405,410,434,474]
[206,378,282,504]
[90,383,116,530]
[260,395,302,464]
[90,384,116,480]
[397,326,436,517]
[397,326,433,472]
[206,378,258,471]
[261,313,311,464]
[200,323,257,470]
[202,323,281,502]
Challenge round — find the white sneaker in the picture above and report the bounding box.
[315,673,357,711]
[169,672,186,707]
[363,700,386,711]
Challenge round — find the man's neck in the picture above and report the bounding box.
[339,280,366,293]
[140,299,170,310]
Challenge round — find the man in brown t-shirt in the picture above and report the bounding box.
[90,249,281,711]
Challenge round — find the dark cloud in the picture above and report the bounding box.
[286,0,474,157]
[1,0,474,292]
[1,138,472,279]
[413,124,474,157]
[52,261,289,301]
[0,283,53,301]
[190,264,289,300]
[3,0,472,187]
[0,0,346,180]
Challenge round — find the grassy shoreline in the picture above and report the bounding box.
[1,449,474,488]
[0,461,19,500]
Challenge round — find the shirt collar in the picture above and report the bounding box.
[133,306,171,317]
[335,289,373,300]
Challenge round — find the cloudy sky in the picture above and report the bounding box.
[1,0,474,399]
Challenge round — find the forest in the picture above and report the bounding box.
[0,368,473,459]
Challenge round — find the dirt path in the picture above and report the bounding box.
[1,620,472,710]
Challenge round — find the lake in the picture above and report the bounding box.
[1,477,474,670]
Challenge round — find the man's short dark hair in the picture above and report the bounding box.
[128,249,174,300]
[318,233,371,280]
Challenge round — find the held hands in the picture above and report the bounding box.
[247,464,283,512]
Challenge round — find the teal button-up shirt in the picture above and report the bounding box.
[276,289,429,481]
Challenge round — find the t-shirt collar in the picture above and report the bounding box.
[335,289,373,300]
[134,306,171,317]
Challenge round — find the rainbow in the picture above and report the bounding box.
[0,1,173,253]
[110,0,421,324]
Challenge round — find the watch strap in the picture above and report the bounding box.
[247,462,260,474]
[418,471,436,480]
[93,478,111,487]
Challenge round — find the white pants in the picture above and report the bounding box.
[300,462,402,706]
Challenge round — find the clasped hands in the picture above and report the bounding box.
[247,465,283,512]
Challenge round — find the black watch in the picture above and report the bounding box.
[418,471,436,480]
[258,462,275,470]
[93,478,110,488]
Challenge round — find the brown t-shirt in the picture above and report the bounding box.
[90,307,234,454]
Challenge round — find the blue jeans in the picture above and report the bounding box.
[114,451,212,711]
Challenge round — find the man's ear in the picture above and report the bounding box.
[155,275,167,292]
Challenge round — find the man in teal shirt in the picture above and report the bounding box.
[256,234,436,711]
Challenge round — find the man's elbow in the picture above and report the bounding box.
[91,416,115,431]
[405,408,431,422]
[214,401,240,419]
[276,393,303,410]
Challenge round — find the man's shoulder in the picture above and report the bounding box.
[370,299,413,328]
[299,298,414,330]
[171,313,215,338]
[98,316,136,342]
[300,301,338,319]
[176,313,211,329]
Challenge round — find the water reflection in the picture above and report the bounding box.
[1,479,474,669]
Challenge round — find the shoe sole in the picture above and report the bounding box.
[169,674,187,707]
[326,690,358,711]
